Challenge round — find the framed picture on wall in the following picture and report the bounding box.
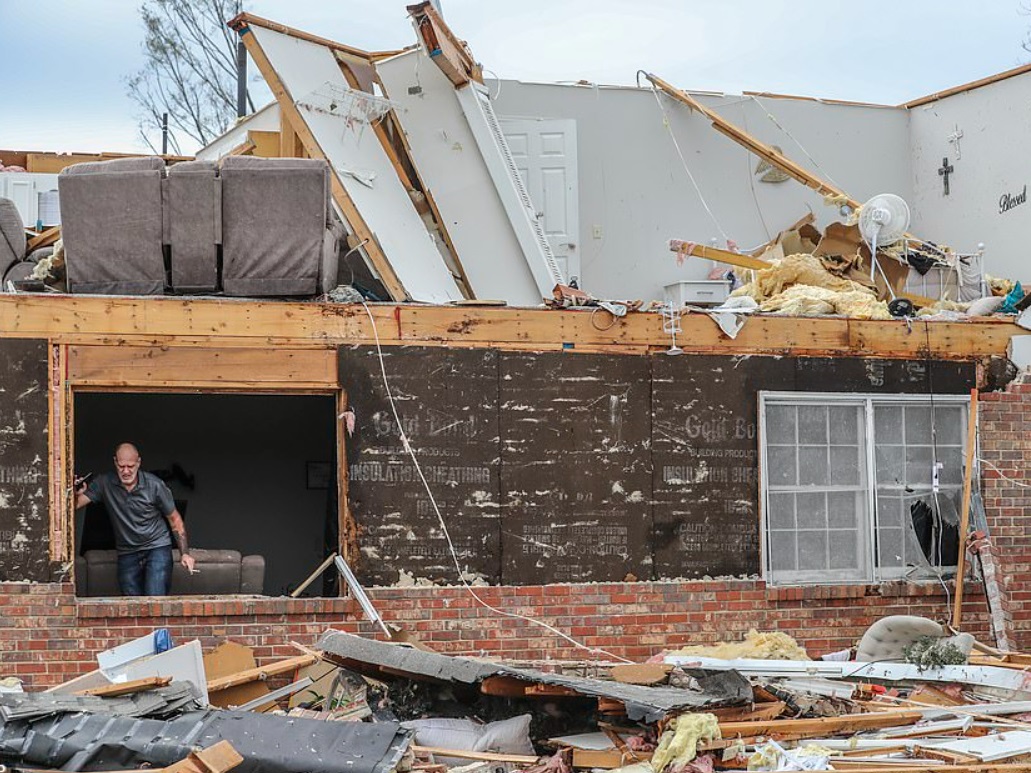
[306,461,332,490]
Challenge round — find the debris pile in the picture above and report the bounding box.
[7,622,1031,773]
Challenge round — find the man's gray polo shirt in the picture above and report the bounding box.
[85,471,175,553]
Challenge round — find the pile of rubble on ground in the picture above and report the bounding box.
[5,619,1031,773]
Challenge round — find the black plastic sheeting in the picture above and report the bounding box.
[0,707,411,773]
[317,630,751,723]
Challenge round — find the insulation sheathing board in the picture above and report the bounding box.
[0,339,49,582]
[246,24,462,303]
[376,49,549,305]
[340,346,501,585]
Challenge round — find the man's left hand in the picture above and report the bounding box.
[181,553,197,574]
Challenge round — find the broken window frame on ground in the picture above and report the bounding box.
[52,344,353,599]
[759,391,970,586]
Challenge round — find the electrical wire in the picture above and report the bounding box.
[922,320,953,620]
[359,301,633,664]
[748,95,844,192]
[638,70,731,246]
[979,458,1031,489]
[738,104,772,242]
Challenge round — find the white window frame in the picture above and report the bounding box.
[759,391,970,586]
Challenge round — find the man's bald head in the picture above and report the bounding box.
[114,442,140,459]
[113,443,141,488]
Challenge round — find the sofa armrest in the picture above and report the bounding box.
[240,555,266,595]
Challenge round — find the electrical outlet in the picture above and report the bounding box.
[592,225,603,239]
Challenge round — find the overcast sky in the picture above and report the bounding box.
[3,0,1030,155]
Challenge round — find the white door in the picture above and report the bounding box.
[501,119,580,283]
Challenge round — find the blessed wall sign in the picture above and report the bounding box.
[1000,184,1027,214]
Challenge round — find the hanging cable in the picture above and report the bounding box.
[358,302,633,664]
[979,457,1031,489]
[638,71,731,246]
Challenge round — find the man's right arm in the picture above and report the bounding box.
[74,478,94,510]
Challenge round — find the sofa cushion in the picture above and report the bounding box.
[168,160,219,293]
[0,197,25,279]
[220,156,329,296]
[60,157,166,295]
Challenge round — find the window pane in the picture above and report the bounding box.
[875,445,905,485]
[829,405,859,445]
[905,406,933,444]
[878,528,905,568]
[906,445,933,487]
[798,531,828,570]
[766,405,796,444]
[877,496,903,530]
[799,406,828,444]
[768,492,795,529]
[938,447,965,485]
[829,532,860,570]
[934,406,964,445]
[769,531,797,571]
[799,446,829,485]
[768,446,797,486]
[796,492,826,529]
[875,405,902,439]
[830,446,860,485]
[828,491,861,528]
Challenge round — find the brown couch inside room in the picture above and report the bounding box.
[74,549,266,597]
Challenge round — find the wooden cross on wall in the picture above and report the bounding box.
[939,157,954,196]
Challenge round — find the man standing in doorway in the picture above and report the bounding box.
[75,442,196,595]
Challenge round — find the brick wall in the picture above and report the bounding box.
[0,580,987,689]
[978,378,1031,648]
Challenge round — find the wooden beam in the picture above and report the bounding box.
[0,295,1022,362]
[206,652,318,693]
[26,226,61,253]
[407,2,482,86]
[412,747,538,764]
[164,741,244,773]
[66,345,338,389]
[247,130,281,158]
[903,62,1031,108]
[718,709,924,739]
[953,387,980,628]
[24,152,192,174]
[227,13,381,60]
[647,73,861,210]
[79,676,172,697]
[235,23,409,301]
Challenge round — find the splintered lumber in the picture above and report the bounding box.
[669,240,770,271]
[79,675,172,697]
[26,226,60,253]
[205,652,318,692]
[646,73,860,210]
[953,387,980,627]
[609,663,672,685]
[717,710,924,740]
[165,741,243,773]
[412,747,539,764]
[811,766,1031,773]
[710,701,787,722]
[572,749,651,769]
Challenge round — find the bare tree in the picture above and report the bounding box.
[127,0,251,154]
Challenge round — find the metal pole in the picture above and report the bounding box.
[236,39,247,118]
[161,113,169,155]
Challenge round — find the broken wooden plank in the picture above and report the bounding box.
[165,741,244,773]
[205,652,318,693]
[78,675,171,697]
[609,663,672,685]
[412,747,539,764]
[26,226,60,253]
[717,709,924,739]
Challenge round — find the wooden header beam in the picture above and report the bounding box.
[646,73,861,210]
[0,295,1021,363]
[227,13,405,61]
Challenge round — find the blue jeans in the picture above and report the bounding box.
[117,546,173,596]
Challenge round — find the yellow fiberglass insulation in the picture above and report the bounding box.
[754,253,870,298]
[651,713,721,772]
[673,629,809,661]
[760,285,893,320]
